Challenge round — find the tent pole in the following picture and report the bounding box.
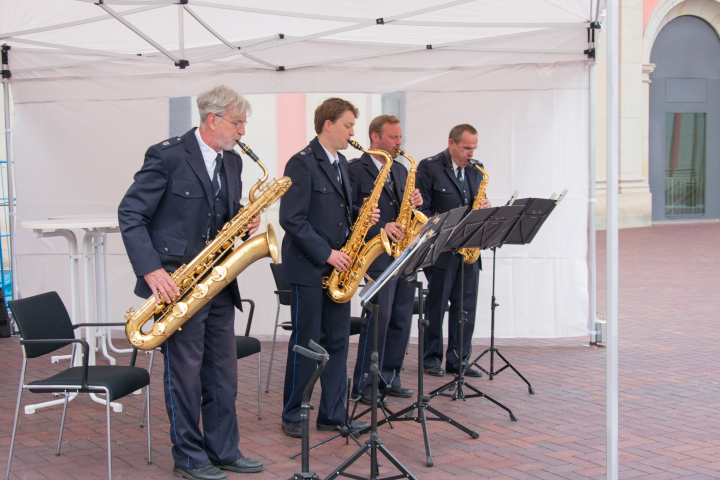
[1,45,17,302]
[605,0,620,478]
[588,46,597,347]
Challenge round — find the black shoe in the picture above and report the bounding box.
[317,419,370,433]
[382,386,414,398]
[173,464,227,480]
[214,456,264,473]
[447,366,483,378]
[424,366,445,377]
[282,421,302,438]
[358,393,387,406]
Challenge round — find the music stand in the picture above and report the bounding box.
[290,341,329,480]
[470,194,563,393]
[351,208,482,468]
[427,205,523,421]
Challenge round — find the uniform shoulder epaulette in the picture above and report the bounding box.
[299,146,312,157]
[424,153,443,163]
[159,136,183,150]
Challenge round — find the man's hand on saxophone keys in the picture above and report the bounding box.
[480,198,491,209]
[247,216,261,236]
[328,250,352,272]
[411,188,423,207]
[370,208,380,225]
[384,222,404,242]
[144,268,180,304]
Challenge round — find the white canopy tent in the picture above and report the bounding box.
[0,0,620,475]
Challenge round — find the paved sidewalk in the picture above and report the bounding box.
[1,221,719,479]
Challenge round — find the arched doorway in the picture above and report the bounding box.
[649,15,720,221]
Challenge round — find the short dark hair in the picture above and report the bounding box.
[368,114,400,141]
[314,98,359,134]
[449,124,478,143]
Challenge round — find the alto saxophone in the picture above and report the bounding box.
[124,142,292,350]
[458,160,489,264]
[390,149,428,257]
[322,140,392,303]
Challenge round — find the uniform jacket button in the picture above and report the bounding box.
[340,203,344,208]
[164,247,168,252]
[339,223,343,227]
[207,213,211,217]
[185,191,190,196]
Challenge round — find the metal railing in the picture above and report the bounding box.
[665,175,705,216]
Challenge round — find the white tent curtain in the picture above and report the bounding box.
[1,0,600,340]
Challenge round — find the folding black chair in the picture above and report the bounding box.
[265,263,293,392]
[6,292,151,480]
[236,298,262,419]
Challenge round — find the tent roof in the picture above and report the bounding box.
[1,0,600,76]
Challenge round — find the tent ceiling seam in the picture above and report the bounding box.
[97,3,180,64]
[0,5,164,39]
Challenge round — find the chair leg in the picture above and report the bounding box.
[6,359,26,480]
[105,388,112,480]
[264,303,281,393]
[257,353,262,420]
[56,393,70,455]
[146,381,152,464]
[140,349,155,428]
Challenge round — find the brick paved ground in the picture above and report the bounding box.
[1,221,719,479]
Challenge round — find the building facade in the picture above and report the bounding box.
[595,0,720,228]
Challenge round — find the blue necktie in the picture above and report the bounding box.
[332,160,342,185]
[212,153,223,196]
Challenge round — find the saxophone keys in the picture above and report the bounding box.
[193,284,209,299]
[181,278,192,289]
[153,303,166,315]
[211,265,228,282]
[172,302,188,318]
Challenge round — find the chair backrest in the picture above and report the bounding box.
[269,263,293,305]
[8,292,76,359]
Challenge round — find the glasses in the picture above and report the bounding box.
[217,115,248,129]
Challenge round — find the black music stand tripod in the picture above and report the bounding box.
[325,302,417,480]
[356,209,481,467]
[427,206,525,421]
[290,341,330,480]
[470,196,561,394]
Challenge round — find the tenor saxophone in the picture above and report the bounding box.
[390,149,428,257]
[124,142,292,350]
[458,160,489,264]
[322,140,392,303]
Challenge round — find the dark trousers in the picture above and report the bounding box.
[352,272,415,395]
[161,289,242,469]
[282,284,351,425]
[423,256,479,371]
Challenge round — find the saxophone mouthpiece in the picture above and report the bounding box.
[348,140,362,151]
[236,141,260,162]
[396,148,405,156]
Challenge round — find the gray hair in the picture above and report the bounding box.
[197,85,252,123]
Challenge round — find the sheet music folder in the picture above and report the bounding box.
[501,197,557,245]
[358,208,461,306]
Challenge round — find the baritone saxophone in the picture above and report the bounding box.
[322,140,392,303]
[124,141,292,350]
[458,161,488,264]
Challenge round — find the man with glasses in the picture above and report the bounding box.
[119,85,263,480]
[416,124,490,379]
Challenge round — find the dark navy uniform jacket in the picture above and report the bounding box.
[416,148,486,270]
[347,152,408,272]
[280,137,358,286]
[118,128,244,309]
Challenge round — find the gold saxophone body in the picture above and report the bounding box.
[459,161,489,264]
[124,142,292,351]
[322,140,392,303]
[390,149,428,258]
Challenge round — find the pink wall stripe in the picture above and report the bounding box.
[276,93,307,175]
